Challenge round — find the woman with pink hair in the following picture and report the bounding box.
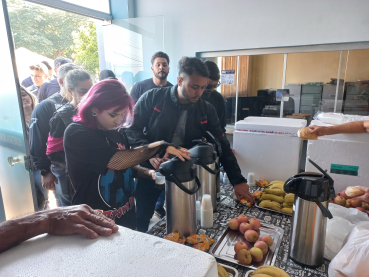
[64,79,189,229]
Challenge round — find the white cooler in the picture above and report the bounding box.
[233,117,307,182]
[306,120,369,192]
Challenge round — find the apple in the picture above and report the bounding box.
[362,202,369,210]
[356,207,366,213]
[234,241,248,253]
[346,199,351,208]
[351,199,363,208]
[254,241,268,255]
[249,218,261,231]
[228,218,239,230]
[340,189,352,200]
[245,230,259,243]
[239,222,252,234]
[259,235,273,247]
[334,196,346,207]
[237,214,249,224]
[250,247,263,262]
[236,249,252,265]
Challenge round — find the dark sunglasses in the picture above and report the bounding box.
[206,82,221,89]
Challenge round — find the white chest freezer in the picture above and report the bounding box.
[233,117,307,182]
[306,120,369,192]
[0,226,217,277]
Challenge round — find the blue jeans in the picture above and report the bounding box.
[155,190,165,210]
[51,162,71,207]
[33,170,48,210]
[135,177,163,232]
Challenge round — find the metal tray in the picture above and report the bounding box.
[210,223,284,270]
[244,270,254,277]
[255,203,292,217]
[219,263,239,277]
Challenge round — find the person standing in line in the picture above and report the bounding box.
[63,79,190,229]
[46,69,93,206]
[38,57,72,102]
[126,57,254,232]
[20,85,49,210]
[27,63,48,97]
[202,61,226,132]
[29,63,81,206]
[99,69,117,81]
[130,51,173,219]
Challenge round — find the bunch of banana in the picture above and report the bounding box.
[284,193,295,205]
[264,188,285,197]
[250,265,291,277]
[269,180,285,190]
[259,200,282,212]
[217,263,228,277]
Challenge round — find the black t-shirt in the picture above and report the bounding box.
[64,122,136,229]
[201,90,226,132]
[130,78,172,103]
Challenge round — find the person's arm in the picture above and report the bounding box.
[308,120,369,137]
[352,186,369,203]
[0,205,118,254]
[132,165,155,180]
[126,91,155,147]
[205,103,254,204]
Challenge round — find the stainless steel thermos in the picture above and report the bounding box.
[284,159,334,268]
[159,157,201,237]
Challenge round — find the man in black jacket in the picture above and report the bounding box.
[29,63,81,206]
[126,57,254,232]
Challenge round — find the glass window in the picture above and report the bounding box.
[61,0,110,13]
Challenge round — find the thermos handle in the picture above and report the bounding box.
[169,174,201,195]
[195,158,219,175]
[315,199,333,219]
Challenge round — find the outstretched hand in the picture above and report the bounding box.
[234,183,255,205]
[47,205,119,239]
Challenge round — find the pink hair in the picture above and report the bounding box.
[73,79,133,129]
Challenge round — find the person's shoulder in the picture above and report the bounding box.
[201,98,217,112]
[165,81,174,87]
[65,122,90,136]
[212,90,224,100]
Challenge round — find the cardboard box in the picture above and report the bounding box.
[305,120,369,192]
[234,117,307,182]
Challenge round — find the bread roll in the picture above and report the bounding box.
[298,127,317,140]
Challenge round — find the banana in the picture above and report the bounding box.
[282,202,293,208]
[251,265,291,277]
[261,193,285,203]
[282,207,293,214]
[284,193,295,204]
[251,274,273,277]
[270,180,285,185]
[259,200,282,212]
[269,183,285,190]
[264,188,285,196]
[217,263,228,277]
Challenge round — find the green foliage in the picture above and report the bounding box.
[7,0,100,77]
[71,22,99,79]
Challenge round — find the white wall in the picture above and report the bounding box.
[135,0,369,83]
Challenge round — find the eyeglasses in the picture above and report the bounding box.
[206,82,221,89]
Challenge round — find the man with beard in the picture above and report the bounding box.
[130,51,172,219]
[127,57,254,232]
[202,61,226,132]
[130,51,172,103]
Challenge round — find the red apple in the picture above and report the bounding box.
[228,218,239,230]
[237,214,249,224]
[259,235,273,247]
[234,241,248,253]
[245,230,259,243]
[249,218,261,231]
[239,222,252,234]
[254,241,268,255]
[237,249,252,265]
[351,199,363,208]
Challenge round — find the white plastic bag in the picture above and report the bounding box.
[314,111,369,125]
[328,221,369,277]
[324,204,369,261]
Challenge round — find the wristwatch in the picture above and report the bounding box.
[40,169,51,176]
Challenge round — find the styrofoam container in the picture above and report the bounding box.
[233,117,307,182]
[306,120,369,192]
[0,226,217,277]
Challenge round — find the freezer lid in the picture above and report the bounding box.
[235,117,307,134]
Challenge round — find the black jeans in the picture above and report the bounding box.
[135,177,162,232]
